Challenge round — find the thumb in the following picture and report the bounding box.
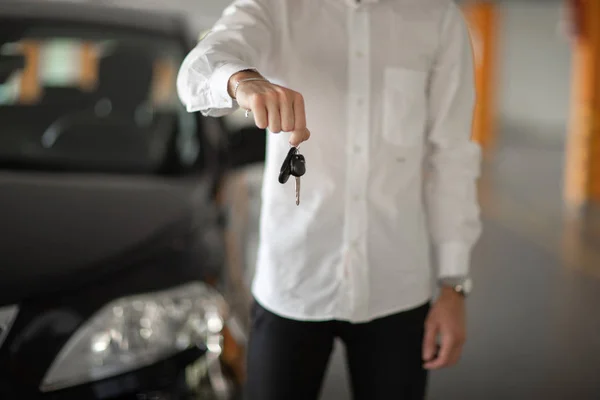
[422,320,439,362]
[289,128,311,147]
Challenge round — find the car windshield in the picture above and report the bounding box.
[0,18,199,173]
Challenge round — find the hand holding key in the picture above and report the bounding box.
[228,70,311,147]
[279,147,306,205]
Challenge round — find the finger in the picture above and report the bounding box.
[292,93,307,131]
[424,334,456,370]
[279,91,295,132]
[266,101,282,133]
[302,128,311,141]
[446,330,466,366]
[251,96,268,130]
[289,128,310,147]
[447,343,464,366]
[422,321,438,362]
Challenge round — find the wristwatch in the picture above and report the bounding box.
[438,276,473,297]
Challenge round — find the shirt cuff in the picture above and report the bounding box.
[436,242,471,278]
[208,62,256,110]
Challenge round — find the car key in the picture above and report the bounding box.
[278,147,306,206]
[290,153,306,205]
[278,147,297,184]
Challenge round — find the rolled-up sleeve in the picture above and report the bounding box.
[424,3,482,279]
[176,0,278,117]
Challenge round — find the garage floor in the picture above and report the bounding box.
[225,130,600,400]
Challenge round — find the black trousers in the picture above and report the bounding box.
[245,300,430,400]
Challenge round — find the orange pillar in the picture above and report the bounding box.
[462,1,499,151]
[79,43,99,92]
[564,0,600,210]
[18,41,42,104]
[151,59,176,106]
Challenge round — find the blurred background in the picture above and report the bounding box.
[1,0,599,399]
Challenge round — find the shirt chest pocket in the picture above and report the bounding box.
[382,68,428,147]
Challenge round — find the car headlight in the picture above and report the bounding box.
[40,282,228,392]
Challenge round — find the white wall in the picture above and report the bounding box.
[56,0,230,34]
[114,0,228,33]
[497,2,573,142]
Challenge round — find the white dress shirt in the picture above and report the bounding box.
[178,0,482,323]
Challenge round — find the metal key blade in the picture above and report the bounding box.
[295,176,301,206]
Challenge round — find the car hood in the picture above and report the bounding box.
[0,171,211,301]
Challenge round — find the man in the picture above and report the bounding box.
[177,0,482,398]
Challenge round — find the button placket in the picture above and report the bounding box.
[342,7,371,320]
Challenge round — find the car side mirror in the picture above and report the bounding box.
[0,54,25,84]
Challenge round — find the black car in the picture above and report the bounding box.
[0,1,264,399]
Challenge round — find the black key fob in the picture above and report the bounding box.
[278,147,298,184]
[290,154,306,177]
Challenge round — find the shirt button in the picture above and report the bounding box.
[353,194,361,201]
[356,51,364,58]
[353,145,361,154]
[357,98,364,106]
